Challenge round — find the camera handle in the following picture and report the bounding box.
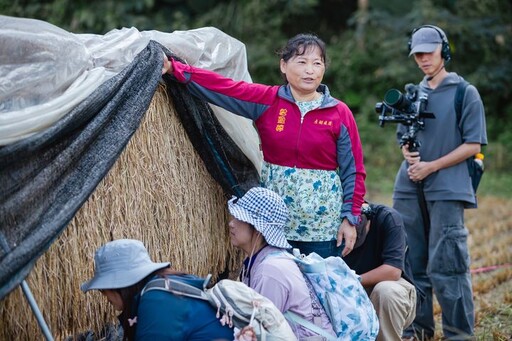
[399,124,421,152]
[400,135,420,152]
[399,95,429,152]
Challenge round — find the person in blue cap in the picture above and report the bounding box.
[81,239,234,341]
[394,25,487,340]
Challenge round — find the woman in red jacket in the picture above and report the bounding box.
[163,33,366,258]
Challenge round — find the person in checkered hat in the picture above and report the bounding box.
[227,186,335,340]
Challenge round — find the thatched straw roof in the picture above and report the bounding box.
[0,85,243,340]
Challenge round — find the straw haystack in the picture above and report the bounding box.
[0,84,243,340]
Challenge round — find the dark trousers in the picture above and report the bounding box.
[288,239,342,258]
[394,199,474,340]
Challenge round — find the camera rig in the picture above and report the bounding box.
[375,84,435,152]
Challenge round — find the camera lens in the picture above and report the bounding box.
[384,89,412,111]
[384,89,403,106]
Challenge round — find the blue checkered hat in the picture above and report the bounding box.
[228,187,292,249]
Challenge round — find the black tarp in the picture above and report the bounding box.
[0,40,259,301]
[163,64,260,199]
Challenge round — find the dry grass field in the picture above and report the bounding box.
[369,193,512,340]
[457,195,512,341]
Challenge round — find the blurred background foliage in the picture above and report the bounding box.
[2,0,511,195]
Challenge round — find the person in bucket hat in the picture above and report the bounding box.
[81,239,234,341]
[228,187,335,340]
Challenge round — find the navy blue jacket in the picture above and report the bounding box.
[134,274,233,340]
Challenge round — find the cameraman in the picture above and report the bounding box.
[393,25,487,340]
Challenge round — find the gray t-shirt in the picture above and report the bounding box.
[393,72,487,205]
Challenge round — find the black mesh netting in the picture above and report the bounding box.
[162,52,260,199]
[0,41,259,303]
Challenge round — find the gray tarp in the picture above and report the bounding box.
[0,40,164,299]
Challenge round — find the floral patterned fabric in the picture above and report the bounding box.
[261,161,343,242]
[293,251,379,340]
[296,95,324,117]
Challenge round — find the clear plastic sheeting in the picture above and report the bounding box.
[0,15,92,113]
[0,16,262,173]
[145,28,252,81]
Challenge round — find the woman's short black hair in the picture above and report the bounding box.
[277,33,328,66]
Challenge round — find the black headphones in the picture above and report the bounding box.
[408,25,451,62]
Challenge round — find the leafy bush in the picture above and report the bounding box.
[1,0,511,176]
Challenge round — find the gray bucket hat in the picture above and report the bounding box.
[80,239,170,292]
[409,26,443,56]
[228,187,292,249]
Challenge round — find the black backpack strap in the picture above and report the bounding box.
[454,78,470,130]
[453,77,483,198]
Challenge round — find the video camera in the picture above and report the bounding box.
[375,84,435,152]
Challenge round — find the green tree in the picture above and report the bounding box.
[1,0,511,174]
